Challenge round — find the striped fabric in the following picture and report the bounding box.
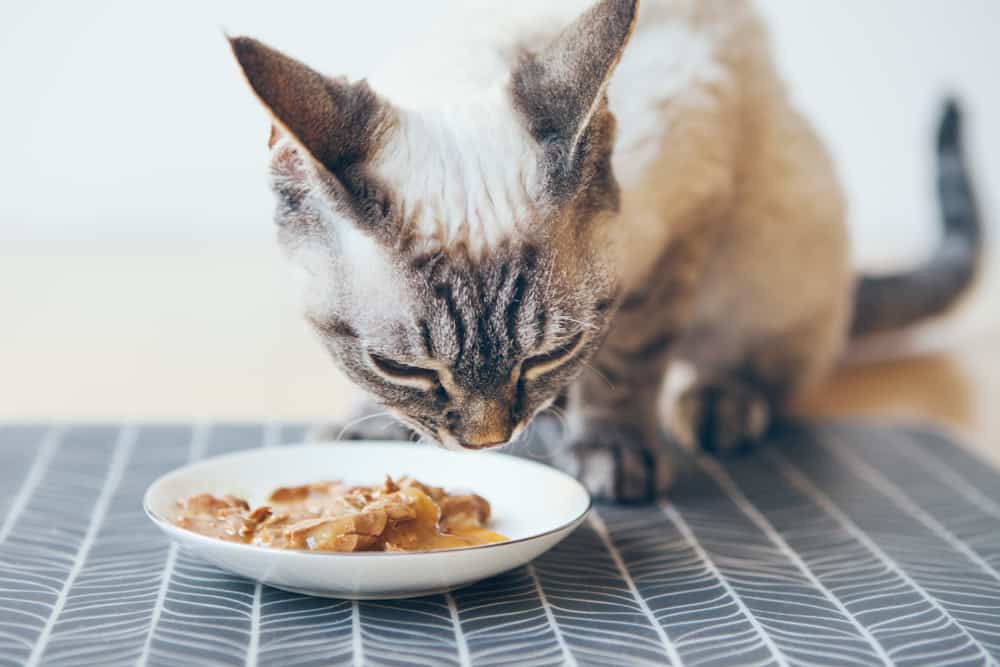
[1,422,998,666]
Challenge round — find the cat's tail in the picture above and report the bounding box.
[850,99,985,339]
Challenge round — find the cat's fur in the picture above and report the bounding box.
[230,0,983,501]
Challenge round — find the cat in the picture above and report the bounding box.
[229,0,982,502]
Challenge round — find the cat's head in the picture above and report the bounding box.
[230,0,637,451]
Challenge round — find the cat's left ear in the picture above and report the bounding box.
[228,36,395,201]
[511,0,638,168]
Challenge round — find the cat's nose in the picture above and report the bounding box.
[461,429,512,450]
[457,399,513,449]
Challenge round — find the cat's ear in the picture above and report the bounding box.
[511,0,638,162]
[229,36,394,183]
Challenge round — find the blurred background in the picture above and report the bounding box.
[1,0,997,423]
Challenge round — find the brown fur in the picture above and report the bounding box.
[230,0,982,502]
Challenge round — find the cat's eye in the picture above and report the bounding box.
[522,331,587,381]
[367,352,441,390]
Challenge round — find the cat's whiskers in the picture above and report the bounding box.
[546,405,570,431]
[552,316,599,332]
[518,419,552,462]
[334,411,392,441]
[394,414,440,448]
[545,406,575,454]
[582,361,615,390]
[514,402,572,462]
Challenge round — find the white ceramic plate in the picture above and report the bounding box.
[144,442,591,599]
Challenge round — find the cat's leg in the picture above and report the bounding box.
[673,375,771,456]
[555,330,676,502]
[554,229,716,502]
[553,224,726,501]
[309,399,416,443]
[673,306,846,456]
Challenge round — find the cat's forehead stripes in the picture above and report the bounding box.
[414,244,548,384]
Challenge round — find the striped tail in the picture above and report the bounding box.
[850,100,984,338]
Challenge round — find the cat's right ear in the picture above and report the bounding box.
[510,0,638,166]
[228,36,394,186]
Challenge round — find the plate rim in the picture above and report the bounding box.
[143,440,593,559]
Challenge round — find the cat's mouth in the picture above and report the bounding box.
[384,411,522,452]
[389,408,537,453]
[441,398,558,452]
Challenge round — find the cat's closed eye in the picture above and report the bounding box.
[367,352,442,391]
[522,331,587,381]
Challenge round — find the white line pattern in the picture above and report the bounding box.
[0,426,62,546]
[138,425,208,667]
[27,425,136,667]
[602,513,764,664]
[820,428,1000,585]
[589,510,682,667]
[352,600,363,667]
[766,443,996,665]
[143,425,266,666]
[453,565,572,666]
[256,589,353,666]
[357,596,462,666]
[659,502,789,667]
[527,564,577,667]
[137,544,178,667]
[695,454,892,663]
[246,423,278,667]
[446,592,471,667]
[0,426,123,665]
[1,421,999,666]
[906,432,1000,521]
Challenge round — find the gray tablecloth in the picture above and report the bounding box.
[1,421,999,666]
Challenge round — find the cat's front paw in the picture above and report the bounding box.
[673,378,770,456]
[309,408,416,443]
[553,422,674,503]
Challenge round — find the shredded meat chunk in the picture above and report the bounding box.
[174,477,506,553]
[174,493,250,541]
[438,495,491,533]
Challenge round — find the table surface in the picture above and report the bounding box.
[2,421,999,667]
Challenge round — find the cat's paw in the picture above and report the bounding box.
[308,411,415,443]
[673,378,770,456]
[552,422,674,503]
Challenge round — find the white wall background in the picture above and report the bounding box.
[0,1,997,419]
[1,0,997,265]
